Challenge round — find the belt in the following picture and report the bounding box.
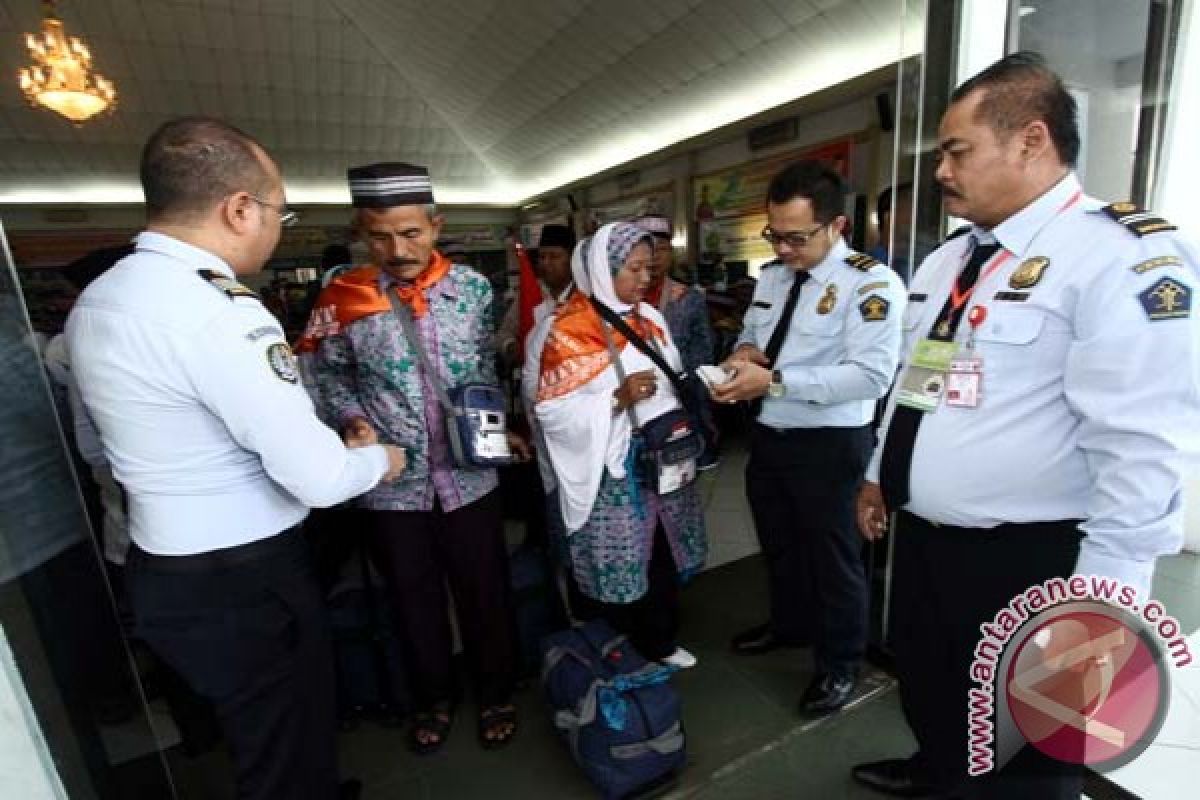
[900,511,1082,537]
[753,421,869,439]
[129,526,303,573]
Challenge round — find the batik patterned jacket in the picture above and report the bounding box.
[312,263,499,511]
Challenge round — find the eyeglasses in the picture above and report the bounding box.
[250,195,299,228]
[761,223,827,249]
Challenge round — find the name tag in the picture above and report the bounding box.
[895,339,957,412]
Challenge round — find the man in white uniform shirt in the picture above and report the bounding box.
[852,54,1199,800]
[67,117,404,800]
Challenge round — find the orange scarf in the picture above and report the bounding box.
[537,290,664,403]
[294,252,452,353]
[392,250,452,318]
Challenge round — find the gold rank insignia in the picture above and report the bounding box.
[1102,202,1177,237]
[198,269,258,299]
[859,294,890,322]
[1009,256,1050,289]
[817,284,838,314]
[1138,277,1192,321]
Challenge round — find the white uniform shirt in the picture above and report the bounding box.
[867,173,1200,596]
[737,239,906,428]
[66,232,388,555]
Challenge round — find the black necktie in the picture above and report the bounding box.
[878,239,1001,511]
[750,269,810,417]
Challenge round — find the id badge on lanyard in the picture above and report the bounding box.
[944,307,987,409]
[897,305,988,412]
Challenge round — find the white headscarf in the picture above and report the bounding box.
[537,222,683,532]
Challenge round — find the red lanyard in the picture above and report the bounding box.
[949,188,1083,314]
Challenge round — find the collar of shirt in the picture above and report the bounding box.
[802,237,851,286]
[135,231,237,279]
[981,171,1082,256]
[376,262,458,300]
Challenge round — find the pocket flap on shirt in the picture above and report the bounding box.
[974,308,1046,345]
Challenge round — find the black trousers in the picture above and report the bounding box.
[745,423,872,674]
[365,490,517,709]
[126,529,338,800]
[891,512,1083,799]
[567,523,680,661]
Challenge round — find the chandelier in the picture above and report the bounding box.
[17,0,117,123]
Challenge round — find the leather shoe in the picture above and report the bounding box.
[798,671,856,714]
[730,623,808,655]
[850,757,938,797]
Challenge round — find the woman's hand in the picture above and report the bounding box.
[613,369,658,411]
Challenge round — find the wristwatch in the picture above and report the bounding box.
[768,369,785,398]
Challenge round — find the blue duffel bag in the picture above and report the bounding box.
[540,621,686,799]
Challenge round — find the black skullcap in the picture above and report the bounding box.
[347,162,434,208]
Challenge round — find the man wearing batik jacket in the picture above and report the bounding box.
[297,162,523,754]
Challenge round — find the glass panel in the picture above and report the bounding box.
[0,219,176,798]
[1015,0,1156,201]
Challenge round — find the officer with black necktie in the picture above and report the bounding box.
[852,53,1199,800]
[711,160,904,713]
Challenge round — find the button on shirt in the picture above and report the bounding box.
[867,173,1200,596]
[65,232,389,556]
[737,239,906,428]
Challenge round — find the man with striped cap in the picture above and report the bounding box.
[299,162,525,754]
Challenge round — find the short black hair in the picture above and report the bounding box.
[766,160,846,224]
[140,117,273,219]
[875,182,913,222]
[950,51,1080,167]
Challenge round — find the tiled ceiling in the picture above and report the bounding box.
[0,0,921,204]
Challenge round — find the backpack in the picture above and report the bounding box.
[540,621,686,799]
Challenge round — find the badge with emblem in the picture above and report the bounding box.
[817,284,838,315]
[1138,277,1192,321]
[266,342,299,383]
[1009,256,1050,289]
[859,295,890,322]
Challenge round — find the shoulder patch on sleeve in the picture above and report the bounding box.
[858,295,890,322]
[1138,277,1191,321]
[198,269,259,300]
[1101,202,1178,237]
[945,225,972,242]
[844,253,881,272]
[266,342,299,383]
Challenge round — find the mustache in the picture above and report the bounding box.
[386,258,421,268]
[937,184,963,199]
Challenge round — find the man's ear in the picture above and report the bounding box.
[430,213,446,240]
[224,192,255,234]
[1021,120,1053,163]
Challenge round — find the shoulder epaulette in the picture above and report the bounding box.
[1101,202,1177,237]
[945,225,972,242]
[198,269,258,300]
[760,258,783,270]
[844,252,881,272]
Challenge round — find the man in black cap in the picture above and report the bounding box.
[299,162,525,754]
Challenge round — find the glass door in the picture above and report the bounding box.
[0,218,176,799]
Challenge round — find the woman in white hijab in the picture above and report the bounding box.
[535,222,707,668]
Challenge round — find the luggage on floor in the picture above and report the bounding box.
[540,620,685,799]
[510,544,567,679]
[327,547,409,726]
